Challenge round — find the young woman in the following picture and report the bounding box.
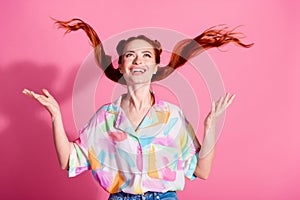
[23,19,252,200]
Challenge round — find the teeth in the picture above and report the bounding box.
[132,68,145,73]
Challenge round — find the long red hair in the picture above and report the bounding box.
[53,18,253,84]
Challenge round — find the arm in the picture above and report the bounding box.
[51,112,73,170]
[23,88,72,170]
[194,92,236,179]
[194,124,216,180]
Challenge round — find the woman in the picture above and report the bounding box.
[23,19,251,200]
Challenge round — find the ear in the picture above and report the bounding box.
[118,65,124,74]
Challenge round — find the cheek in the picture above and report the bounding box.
[122,57,134,66]
[119,63,130,74]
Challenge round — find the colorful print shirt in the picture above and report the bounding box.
[68,92,201,194]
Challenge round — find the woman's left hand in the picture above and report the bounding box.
[204,92,236,128]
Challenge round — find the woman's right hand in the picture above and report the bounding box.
[22,88,61,118]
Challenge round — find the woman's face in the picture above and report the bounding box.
[119,39,158,85]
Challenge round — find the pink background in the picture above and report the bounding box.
[1,0,300,199]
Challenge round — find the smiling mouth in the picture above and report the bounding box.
[130,68,146,74]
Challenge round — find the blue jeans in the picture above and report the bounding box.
[108,191,178,200]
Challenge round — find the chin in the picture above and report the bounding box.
[124,76,153,86]
[125,78,151,86]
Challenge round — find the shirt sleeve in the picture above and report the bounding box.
[68,123,91,177]
[179,111,201,181]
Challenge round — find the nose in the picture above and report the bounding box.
[133,55,142,65]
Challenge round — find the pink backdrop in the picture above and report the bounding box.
[1,0,300,199]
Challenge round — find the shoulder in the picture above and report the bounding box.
[96,102,114,113]
[93,101,118,120]
[85,101,118,125]
[155,97,184,118]
[95,95,123,116]
[155,94,181,111]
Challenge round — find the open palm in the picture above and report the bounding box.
[22,88,60,117]
[204,92,236,127]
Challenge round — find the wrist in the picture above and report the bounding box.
[51,112,62,122]
[203,123,217,140]
[204,122,216,131]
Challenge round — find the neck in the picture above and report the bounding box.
[124,83,153,110]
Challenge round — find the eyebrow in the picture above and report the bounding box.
[142,50,153,54]
[124,50,153,54]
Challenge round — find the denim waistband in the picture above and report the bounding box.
[108,191,178,200]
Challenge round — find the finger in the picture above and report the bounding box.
[22,89,32,96]
[32,92,49,105]
[225,94,236,108]
[211,101,216,114]
[222,92,230,104]
[220,93,230,108]
[31,91,40,99]
[38,95,49,105]
[42,88,51,98]
[224,92,230,104]
[216,96,224,109]
[22,88,29,93]
[23,89,37,99]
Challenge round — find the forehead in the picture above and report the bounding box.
[123,39,154,52]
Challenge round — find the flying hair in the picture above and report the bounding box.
[53,18,253,84]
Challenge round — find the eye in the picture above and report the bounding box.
[144,53,152,58]
[125,53,134,58]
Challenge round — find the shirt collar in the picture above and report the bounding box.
[107,91,170,137]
